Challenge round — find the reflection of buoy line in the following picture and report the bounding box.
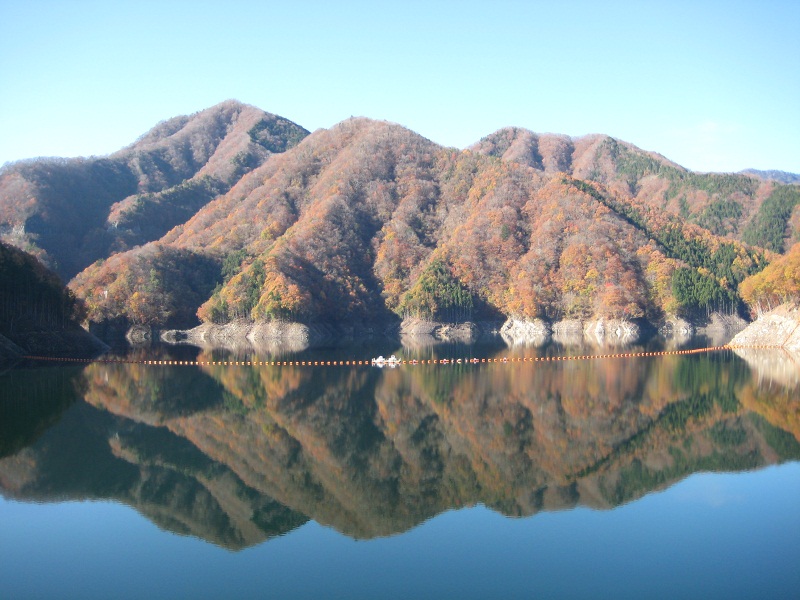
[18,344,780,368]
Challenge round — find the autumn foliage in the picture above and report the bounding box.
[0,101,308,280]
[70,243,220,327]
[3,103,798,331]
[71,118,787,329]
[739,242,800,315]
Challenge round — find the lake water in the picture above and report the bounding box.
[1,338,799,599]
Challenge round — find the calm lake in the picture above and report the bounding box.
[1,337,799,599]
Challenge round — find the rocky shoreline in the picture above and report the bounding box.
[161,319,381,353]
[157,312,749,351]
[3,307,793,365]
[729,304,800,352]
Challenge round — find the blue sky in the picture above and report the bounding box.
[1,0,798,173]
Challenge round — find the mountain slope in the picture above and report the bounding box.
[3,103,797,334]
[741,169,800,185]
[0,100,308,279]
[71,119,768,331]
[0,241,104,361]
[472,128,800,246]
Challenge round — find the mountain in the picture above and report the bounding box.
[0,100,308,280]
[69,118,775,332]
[740,169,800,185]
[471,128,800,247]
[3,104,799,336]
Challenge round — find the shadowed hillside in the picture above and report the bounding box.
[0,241,104,361]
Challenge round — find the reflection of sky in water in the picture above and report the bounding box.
[2,464,798,599]
[673,472,750,508]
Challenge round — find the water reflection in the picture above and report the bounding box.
[1,344,798,548]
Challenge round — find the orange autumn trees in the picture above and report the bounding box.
[71,244,219,327]
[61,116,792,332]
[0,101,309,282]
[739,242,800,315]
[495,178,653,320]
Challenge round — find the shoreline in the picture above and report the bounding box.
[157,312,748,352]
[4,308,771,365]
[729,303,800,353]
[0,326,109,366]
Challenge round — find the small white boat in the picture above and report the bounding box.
[372,354,401,367]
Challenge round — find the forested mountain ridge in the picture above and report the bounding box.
[472,127,800,251]
[2,103,799,336]
[0,100,308,280]
[70,118,778,331]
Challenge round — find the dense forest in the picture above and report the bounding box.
[2,101,799,336]
[738,242,800,315]
[0,241,103,361]
[0,241,84,333]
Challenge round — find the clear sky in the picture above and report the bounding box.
[1,0,798,173]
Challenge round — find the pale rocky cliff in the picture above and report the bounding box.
[730,304,800,352]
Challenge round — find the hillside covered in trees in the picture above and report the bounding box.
[2,101,799,339]
[0,101,308,280]
[739,242,800,315]
[0,241,104,361]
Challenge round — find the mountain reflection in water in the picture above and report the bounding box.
[1,343,798,549]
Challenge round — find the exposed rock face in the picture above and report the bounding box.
[552,319,584,346]
[163,320,317,353]
[659,316,694,339]
[161,320,376,354]
[398,319,492,342]
[730,304,800,352]
[502,317,642,347]
[126,325,153,345]
[500,317,551,346]
[583,318,640,345]
[697,313,747,347]
[659,313,746,347]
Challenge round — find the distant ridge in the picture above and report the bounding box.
[740,169,800,184]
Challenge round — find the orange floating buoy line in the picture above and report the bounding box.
[14,344,760,369]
